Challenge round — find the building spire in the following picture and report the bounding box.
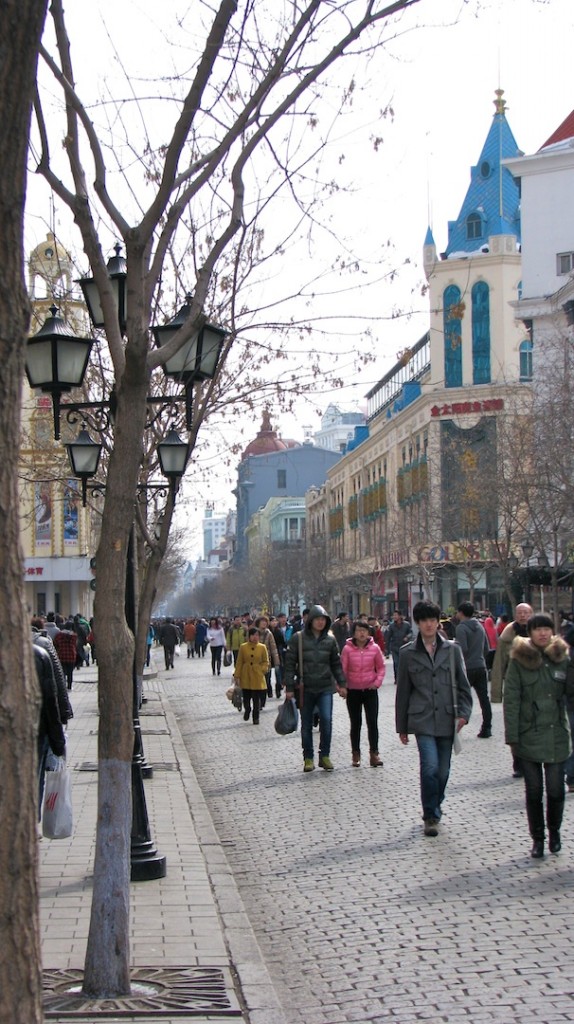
[493,88,506,116]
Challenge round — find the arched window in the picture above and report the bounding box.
[471,281,491,384]
[519,339,533,381]
[444,285,462,388]
[466,212,482,240]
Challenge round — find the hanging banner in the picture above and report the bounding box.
[63,479,80,548]
[35,482,52,550]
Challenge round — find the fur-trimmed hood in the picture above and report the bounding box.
[509,634,569,670]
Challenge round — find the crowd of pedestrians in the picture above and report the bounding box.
[32,598,574,857]
[151,601,574,854]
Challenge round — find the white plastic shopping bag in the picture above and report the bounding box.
[42,758,73,839]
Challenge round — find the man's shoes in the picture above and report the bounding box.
[477,726,492,738]
[243,710,250,721]
[512,769,523,779]
[423,819,439,837]
[369,752,383,767]
[303,758,315,773]
[531,838,544,858]
[549,830,561,854]
[252,717,259,725]
[352,751,361,767]
[275,684,282,698]
[318,756,334,771]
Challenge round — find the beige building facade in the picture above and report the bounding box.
[21,233,97,619]
[307,94,531,621]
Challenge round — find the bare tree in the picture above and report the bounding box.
[504,327,574,627]
[28,0,425,996]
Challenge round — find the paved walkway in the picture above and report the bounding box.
[40,649,574,1023]
[163,653,574,1024]
[39,653,286,1024]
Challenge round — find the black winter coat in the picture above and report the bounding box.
[284,616,346,694]
[34,644,66,758]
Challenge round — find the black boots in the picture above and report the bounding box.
[531,838,544,859]
[549,830,561,854]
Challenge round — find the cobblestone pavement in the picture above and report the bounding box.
[159,651,574,1024]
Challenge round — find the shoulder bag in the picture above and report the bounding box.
[449,644,462,754]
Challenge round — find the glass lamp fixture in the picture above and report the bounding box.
[25,305,94,440]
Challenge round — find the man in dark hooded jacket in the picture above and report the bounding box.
[455,601,492,738]
[284,605,347,772]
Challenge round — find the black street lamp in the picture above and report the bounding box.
[66,425,102,507]
[25,306,95,440]
[157,426,189,490]
[78,243,127,332]
[153,294,226,429]
[25,248,226,882]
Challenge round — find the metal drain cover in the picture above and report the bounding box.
[43,965,242,1017]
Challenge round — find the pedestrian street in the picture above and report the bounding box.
[162,651,574,1024]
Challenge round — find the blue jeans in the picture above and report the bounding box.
[301,691,333,761]
[415,734,453,821]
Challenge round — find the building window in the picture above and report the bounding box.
[557,252,574,275]
[519,339,533,381]
[444,284,463,388]
[466,213,482,240]
[288,517,299,541]
[471,281,491,384]
[277,469,286,489]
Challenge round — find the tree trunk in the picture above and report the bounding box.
[135,492,175,676]
[0,3,49,1023]
[83,349,149,996]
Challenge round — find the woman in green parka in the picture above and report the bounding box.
[503,614,572,858]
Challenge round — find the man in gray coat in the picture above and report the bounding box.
[396,600,472,837]
[455,601,492,738]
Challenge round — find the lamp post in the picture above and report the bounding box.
[406,571,415,617]
[522,541,534,603]
[26,246,225,881]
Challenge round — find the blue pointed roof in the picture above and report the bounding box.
[445,90,522,257]
[424,225,435,246]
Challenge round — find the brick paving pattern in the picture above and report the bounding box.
[163,654,574,1024]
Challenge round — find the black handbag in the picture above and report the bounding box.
[223,650,233,667]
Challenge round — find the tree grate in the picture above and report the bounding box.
[43,965,242,1017]
[76,761,177,772]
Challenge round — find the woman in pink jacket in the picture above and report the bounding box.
[341,621,386,767]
